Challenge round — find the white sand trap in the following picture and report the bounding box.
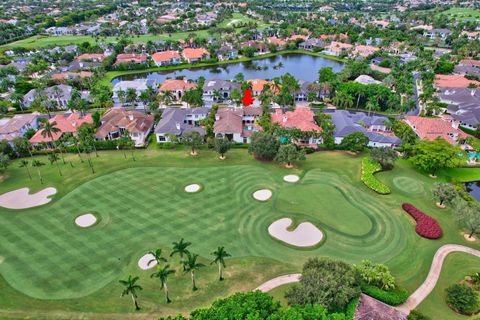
[0,187,56,209]
[283,175,300,183]
[185,184,201,193]
[75,213,97,228]
[138,253,157,270]
[253,189,272,201]
[268,218,323,247]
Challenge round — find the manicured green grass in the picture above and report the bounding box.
[0,149,478,319]
[438,7,480,22]
[417,252,480,319]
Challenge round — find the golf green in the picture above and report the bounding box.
[0,150,478,318]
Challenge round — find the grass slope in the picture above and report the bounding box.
[438,7,480,22]
[0,149,478,319]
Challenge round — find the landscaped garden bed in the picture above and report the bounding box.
[402,203,443,239]
[361,158,391,194]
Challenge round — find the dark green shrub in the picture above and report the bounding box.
[446,284,480,315]
[407,310,431,320]
[361,283,408,306]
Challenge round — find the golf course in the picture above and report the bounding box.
[0,148,479,319]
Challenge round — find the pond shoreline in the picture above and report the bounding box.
[103,50,346,86]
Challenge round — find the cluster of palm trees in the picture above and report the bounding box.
[119,238,231,311]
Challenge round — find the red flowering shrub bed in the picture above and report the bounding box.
[402,203,443,239]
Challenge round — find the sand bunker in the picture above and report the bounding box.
[0,187,56,209]
[283,175,300,183]
[138,253,157,270]
[268,218,323,247]
[185,184,201,193]
[253,189,272,201]
[75,213,97,228]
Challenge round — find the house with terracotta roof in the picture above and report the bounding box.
[182,48,210,63]
[159,79,197,101]
[29,113,93,146]
[114,53,147,66]
[271,107,322,147]
[152,50,181,66]
[267,37,287,48]
[76,53,105,62]
[51,71,93,81]
[214,107,262,143]
[323,41,353,57]
[351,45,380,58]
[247,79,274,96]
[404,116,470,145]
[95,108,154,147]
[434,75,480,89]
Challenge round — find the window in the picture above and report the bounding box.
[157,135,166,142]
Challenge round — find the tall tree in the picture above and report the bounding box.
[432,183,458,207]
[119,275,143,311]
[182,131,203,156]
[147,249,168,267]
[211,246,231,281]
[214,137,231,159]
[370,147,398,170]
[274,144,306,168]
[183,252,205,291]
[454,199,480,239]
[150,264,175,303]
[19,159,31,179]
[170,238,191,271]
[411,138,461,176]
[32,160,45,184]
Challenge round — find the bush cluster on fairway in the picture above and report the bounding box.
[402,203,443,239]
[160,291,350,320]
[361,158,391,194]
[285,257,361,312]
[407,310,431,320]
[360,283,409,306]
[445,283,480,315]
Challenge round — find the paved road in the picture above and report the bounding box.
[396,244,480,314]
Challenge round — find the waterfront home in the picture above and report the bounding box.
[152,51,181,66]
[29,113,93,146]
[271,107,323,147]
[351,45,380,58]
[293,80,320,101]
[298,38,326,50]
[240,40,268,54]
[330,110,400,148]
[354,75,382,85]
[247,79,274,96]
[323,41,353,56]
[182,48,210,63]
[155,107,208,142]
[267,37,287,48]
[159,79,197,101]
[203,79,241,102]
[214,107,262,143]
[112,79,157,105]
[114,53,148,66]
[404,115,469,146]
[95,108,154,147]
[215,45,238,61]
[0,113,40,144]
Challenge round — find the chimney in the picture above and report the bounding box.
[283,115,287,123]
[72,121,76,127]
[175,122,180,130]
[129,114,134,121]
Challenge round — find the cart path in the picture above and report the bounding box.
[254,273,302,292]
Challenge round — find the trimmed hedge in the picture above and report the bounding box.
[361,158,391,194]
[361,283,409,306]
[402,203,443,239]
[345,297,359,320]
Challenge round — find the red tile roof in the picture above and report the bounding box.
[114,53,147,65]
[159,79,197,92]
[152,50,181,62]
[76,53,105,61]
[271,107,322,132]
[404,116,469,144]
[29,113,93,143]
[182,48,209,59]
[434,75,480,88]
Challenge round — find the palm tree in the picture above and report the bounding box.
[183,253,204,291]
[211,246,231,281]
[161,90,174,106]
[170,238,191,270]
[32,160,45,184]
[19,159,31,179]
[40,121,61,150]
[150,264,175,303]
[48,153,62,176]
[119,275,143,311]
[147,249,168,267]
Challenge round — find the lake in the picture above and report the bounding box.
[465,181,480,201]
[111,53,344,85]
